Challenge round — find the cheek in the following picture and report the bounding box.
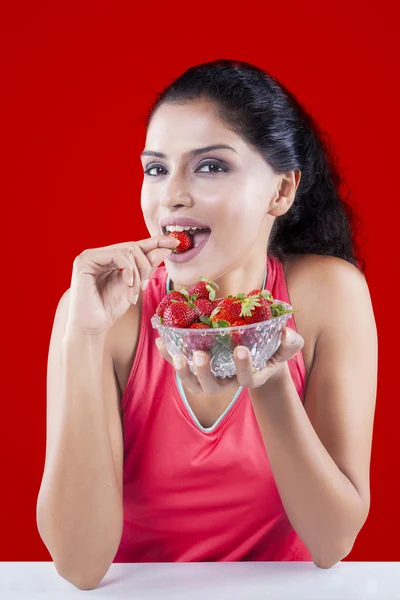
[141,191,157,217]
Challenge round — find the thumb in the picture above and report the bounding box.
[269,326,304,366]
[147,243,180,268]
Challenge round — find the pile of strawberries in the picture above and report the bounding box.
[155,276,292,351]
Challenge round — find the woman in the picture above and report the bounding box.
[36,59,377,589]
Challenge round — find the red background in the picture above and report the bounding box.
[2,1,399,561]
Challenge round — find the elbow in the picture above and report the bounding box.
[313,503,369,569]
[54,561,109,590]
[312,539,354,569]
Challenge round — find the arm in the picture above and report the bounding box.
[249,257,377,568]
[36,290,125,590]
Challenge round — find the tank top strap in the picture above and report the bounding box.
[268,254,307,392]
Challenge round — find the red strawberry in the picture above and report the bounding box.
[245,288,274,305]
[156,290,187,317]
[209,296,244,325]
[184,323,215,352]
[215,297,244,320]
[230,319,262,347]
[241,296,273,325]
[194,298,215,318]
[210,307,234,326]
[188,277,219,301]
[229,319,248,346]
[188,322,209,330]
[169,231,193,253]
[163,301,198,328]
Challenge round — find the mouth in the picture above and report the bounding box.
[166,230,211,263]
[159,217,212,236]
[161,225,212,239]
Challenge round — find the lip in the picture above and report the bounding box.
[159,216,211,235]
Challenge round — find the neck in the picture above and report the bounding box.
[170,250,268,299]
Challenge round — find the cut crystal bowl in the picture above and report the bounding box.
[151,299,294,378]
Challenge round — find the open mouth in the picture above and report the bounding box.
[163,226,212,249]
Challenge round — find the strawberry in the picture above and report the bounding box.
[156,290,187,317]
[194,298,215,318]
[229,319,248,346]
[188,277,219,301]
[169,231,193,253]
[214,296,244,320]
[163,301,198,328]
[210,307,234,325]
[184,322,215,352]
[208,296,244,325]
[188,322,210,330]
[240,296,273,325]
[230,318,263,347]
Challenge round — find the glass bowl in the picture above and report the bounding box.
[151,299,294,378]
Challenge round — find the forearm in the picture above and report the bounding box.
[37,332,122,586]
[249,364,366,567]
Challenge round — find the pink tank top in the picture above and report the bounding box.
[113,253,311,562]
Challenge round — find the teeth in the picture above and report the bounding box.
[165,225,208,232]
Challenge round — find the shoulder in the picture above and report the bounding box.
[284,251,365,280]
[283,253,370,340]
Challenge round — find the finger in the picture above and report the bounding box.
[191,352,221,395]
[233,346,256,389]
[113,249,140,297]
[133,237,181,285]
[75,249,138,295]
[111,236,181,284]
[114,250,136,288]
[125,246,150,294]
[156,339,203,393]
[114,235,180,253]
[267,326,304,368]
[155,338,174,366]
[173,353,204,394]
[136,236,181,269]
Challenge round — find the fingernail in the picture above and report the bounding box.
[142,279,149,290]
[194,352,205,367]
[173,356,184,370]
[133,293,139,304]
[237,347,247,360]
[286,328,296,343]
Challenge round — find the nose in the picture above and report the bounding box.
[159,173,194,209]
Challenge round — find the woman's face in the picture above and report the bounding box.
[140,98,284,288]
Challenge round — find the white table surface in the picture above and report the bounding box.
[1,562,399,599]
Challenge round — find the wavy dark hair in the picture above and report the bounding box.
[144,58,366,275]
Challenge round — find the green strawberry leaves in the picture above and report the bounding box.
[199,314,232,328]
[239,296,261,318]
[270,304,299,318]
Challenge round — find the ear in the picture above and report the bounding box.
[269,169,301,217]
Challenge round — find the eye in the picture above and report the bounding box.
[144,165,167,177]
[197,160,228,174]
[143,160,228,177]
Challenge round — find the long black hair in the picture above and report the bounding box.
[144,58,366,275]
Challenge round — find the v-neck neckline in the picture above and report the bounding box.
[166,258,270,433]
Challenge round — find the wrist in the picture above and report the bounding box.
[250,362,291,402]
[267,361,291,385]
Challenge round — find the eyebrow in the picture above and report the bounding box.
[140,144,238,159]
